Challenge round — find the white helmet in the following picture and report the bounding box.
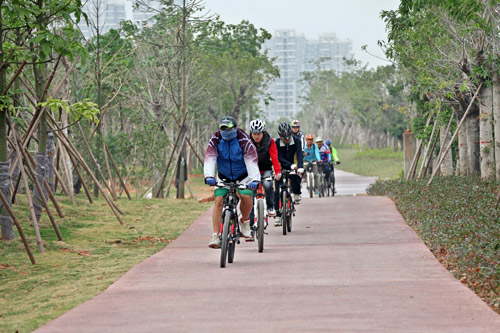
[249,119,266,133]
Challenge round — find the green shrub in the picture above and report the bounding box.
[368,176,500,312]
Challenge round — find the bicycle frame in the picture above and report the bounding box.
[217,181,244,267]
[279,170,296,235]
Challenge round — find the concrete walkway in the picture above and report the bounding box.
[37,171,500,332]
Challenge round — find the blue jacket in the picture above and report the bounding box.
[204,128,260,183]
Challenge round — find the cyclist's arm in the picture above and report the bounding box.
[314,145,321,162]
[331,146,339,162]
[269,139,282,174]
[204,132,219,178]
[296,139,304,168]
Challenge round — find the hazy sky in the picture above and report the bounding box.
[202,0,401,68]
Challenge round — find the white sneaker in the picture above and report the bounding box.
[294,194,301,204]
[239,219,251,238]
[208,233,221,248]
[268,208,276,217]
[274,219,282,227]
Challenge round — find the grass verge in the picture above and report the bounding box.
[0,193,211,332]
[368,176,500,313]
[335,146,404,179]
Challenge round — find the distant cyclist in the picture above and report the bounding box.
[248,119,281,218]
[290,119,305,155]
[204,116,260,248]
[303,134,321,194]
[324,139,341,193]
[274,123,304,225]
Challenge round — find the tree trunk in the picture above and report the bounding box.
[457,119,468,175]
[439,126,453,176]
[46,131,55,192]
[393,136,398,152]
[466,106,480,175]
[491,65,500,179]
[0,4,14,240]
[478,84,495,178]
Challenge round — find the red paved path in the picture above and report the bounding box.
[37,171,500,332]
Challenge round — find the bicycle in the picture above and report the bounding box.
[252,175,272,253]
[317,163,325,197]
[216,180,246,268]
[279,169,296,235]
[305,162,316,198]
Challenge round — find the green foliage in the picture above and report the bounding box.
[38,98,100,123]
[368,176,500,311]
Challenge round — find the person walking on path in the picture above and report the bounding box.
[204,116,260,248]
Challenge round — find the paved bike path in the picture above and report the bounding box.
[38,171,500,332]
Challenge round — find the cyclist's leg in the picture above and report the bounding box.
[290,174,301,195]
[261,170,274,210]
[239,193,253,221]
[313,163,319,191]
[249,189,256,226]
[274,177,283,216]
[212,195,224,234]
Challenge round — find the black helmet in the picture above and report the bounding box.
[220,116,237,129]
[278,122,292,139]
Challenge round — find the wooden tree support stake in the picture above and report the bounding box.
[77,122,118,201]
[67,151,93,204]
[0,189,36,264]
[11,132,63,241]
[418,107,441,178]
[155,113,188,198]
[104,143,131,200]
[428,83,482,185]
[47,117,123,224]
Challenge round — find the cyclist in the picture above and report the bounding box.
[303,134,321,194]
[290,119,305,154]
[274,122,304,225]
[324,139,341,193]
[248,119,281,219]
[316,137,331,190]
[204,116,260,248]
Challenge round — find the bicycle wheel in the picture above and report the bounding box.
[282,191,288,235]
[320,177,325,197]
[330,173,335,197]
[228,237,235,263]
[325,176,330,197]
[287,194,293,232]
[220,213,231,268]
[308,173,313,198]
[257,199,265,252]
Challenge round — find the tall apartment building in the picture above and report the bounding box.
[79,0,163,39]
[262,29,353,122]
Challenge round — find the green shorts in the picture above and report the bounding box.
[214,187,253,198]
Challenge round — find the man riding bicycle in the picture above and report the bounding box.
[248,119,281,218]
[204,116,260,248]
[303,134,321,194]
[274,123,303,225]
[290,119,305,155]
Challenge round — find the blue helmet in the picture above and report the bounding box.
[325,140,332,145]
